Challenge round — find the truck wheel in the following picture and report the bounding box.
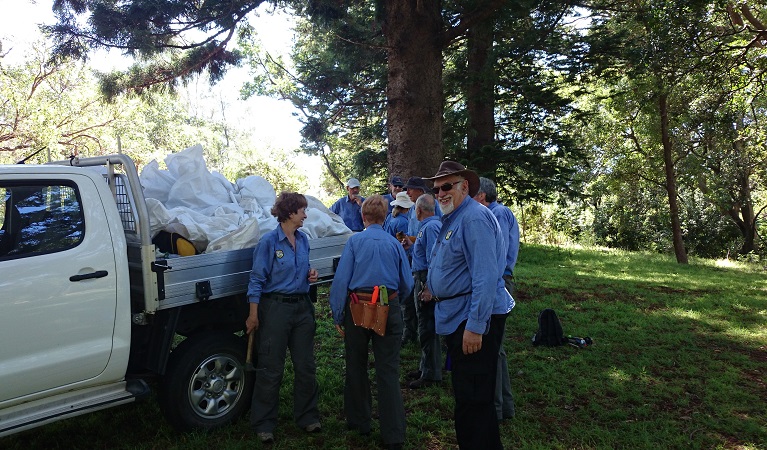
[159,332,254,431]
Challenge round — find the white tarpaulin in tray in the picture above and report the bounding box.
[140,144,351,253]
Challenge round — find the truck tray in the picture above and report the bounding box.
[129,233,350,310]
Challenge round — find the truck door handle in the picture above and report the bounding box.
[70,270,109,282]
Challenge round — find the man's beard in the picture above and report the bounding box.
[438,199,455,215]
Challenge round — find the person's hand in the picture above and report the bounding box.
[419,286,433,302]
[307,268,319,283]
[335,324,345,337]
[462,329,482,355]
[400,237,412,251]
[245,314,259,335]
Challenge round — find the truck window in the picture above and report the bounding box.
[0,182,85,259]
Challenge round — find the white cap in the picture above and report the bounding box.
[346,178,361,188]
[390,191,414,209]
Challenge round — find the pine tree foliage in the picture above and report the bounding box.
[46,0,264,98]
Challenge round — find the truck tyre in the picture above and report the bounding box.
[159,332,254,431]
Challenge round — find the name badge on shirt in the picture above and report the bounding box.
[417,230,423,238]
[275,250,284,259]
[445,230,453,240]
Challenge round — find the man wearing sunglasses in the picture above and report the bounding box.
[383,175,405,215]
[425,161,511,450]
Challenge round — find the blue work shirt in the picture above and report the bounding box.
[488,201,520,275]
[427,195,508,335]
[383,193,395,215]
[383,212,408,237]
[405,199,441,258]
[406,204,420,237]
[330,195,365,231]
[247,225,311,303]
[411,215,441,272]
[492,274,515,315]
[329,224,414,325]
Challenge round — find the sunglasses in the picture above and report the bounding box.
[431,180,463,195]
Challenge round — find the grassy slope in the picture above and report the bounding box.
[4,244,766,449]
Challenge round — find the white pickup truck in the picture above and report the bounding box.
[0,154,348,436]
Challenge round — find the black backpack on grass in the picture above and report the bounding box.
[532,308,567,346]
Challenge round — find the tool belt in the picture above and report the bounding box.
[352,289,398,302]
[433,291,472,303]
[263,292,308,303]
[349,286,393,336]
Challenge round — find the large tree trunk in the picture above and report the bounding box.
[385,0,444,179]
[465,17,496,177]
[659,93,688,264]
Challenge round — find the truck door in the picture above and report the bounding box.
[0,175,118,402]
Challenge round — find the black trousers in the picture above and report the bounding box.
[445,315,505,450]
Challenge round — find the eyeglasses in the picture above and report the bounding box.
[432,180,463,195]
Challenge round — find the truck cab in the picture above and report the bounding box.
[0,165,138,435]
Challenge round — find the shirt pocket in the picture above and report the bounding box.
[271,254,291,279]
[437,229,464,271]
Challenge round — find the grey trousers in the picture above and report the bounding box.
[250,297,319,433]
[496,275,515,419]
[414,274,442,380]
[343,299,406,445]
[401,287,418,344]
[495,322,515,420]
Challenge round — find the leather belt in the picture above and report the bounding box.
[433,291,471,303]
[263,293,308,303]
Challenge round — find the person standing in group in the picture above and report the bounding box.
[330,178,365,232]
[425,161,511,450]
[384,191,412,238]
[475,176,519,421]
[329,195,413,450]
[401,193,443,389]
[398,176,429,347]
[246,192,321,444]
[383,176,405,215]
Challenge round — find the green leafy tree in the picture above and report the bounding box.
[229,145,309,193]
[0,42,121,163]
[46,0,260,97]
[581,1,753,263]
[238,11,388,190]
[445,0,588,203]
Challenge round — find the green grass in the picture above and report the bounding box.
[4,244,766,449]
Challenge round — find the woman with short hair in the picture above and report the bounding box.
[246,192,321,443]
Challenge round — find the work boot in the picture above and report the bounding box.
[408,378,438,389]
[257,432,274,444]
[406,370,422,380]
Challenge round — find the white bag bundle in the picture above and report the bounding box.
[140,144,350,253]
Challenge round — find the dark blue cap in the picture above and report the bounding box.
[390,176,404,187]
[403,176,428,192]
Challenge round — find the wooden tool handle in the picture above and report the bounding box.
[246,331,255,366]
